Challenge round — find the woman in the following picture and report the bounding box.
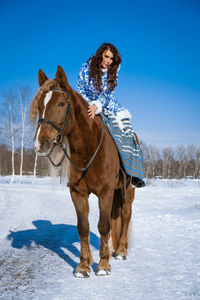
[77,43,145,188]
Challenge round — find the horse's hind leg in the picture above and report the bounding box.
[115,185,135,260]
[109,189,122,256]
[96,189,114,276]
[70,189,93,278]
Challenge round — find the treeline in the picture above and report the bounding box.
[141,143,200,179]
[0,145,49,177]
[0,143,199,179]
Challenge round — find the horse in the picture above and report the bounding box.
[30,65,135,277]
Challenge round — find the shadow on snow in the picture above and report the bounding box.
[7,220,100,272]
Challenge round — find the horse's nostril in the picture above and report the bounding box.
[34,139,40,152]
[34,137,52,156]
[34,144,39,151]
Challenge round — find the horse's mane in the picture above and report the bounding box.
[30,79,58,123]
[73,91,90,111]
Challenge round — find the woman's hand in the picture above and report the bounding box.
[88,104,97,119]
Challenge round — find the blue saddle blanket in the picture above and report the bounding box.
[100,109,145,179]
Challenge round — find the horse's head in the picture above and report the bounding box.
[30,66,72,156]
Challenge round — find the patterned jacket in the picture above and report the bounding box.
[77,63,131,129]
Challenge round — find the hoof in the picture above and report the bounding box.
[74,271,90,278]
[115,253,127,260]
[110,250,115,257]
[96,269,111,276]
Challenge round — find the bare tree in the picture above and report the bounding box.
[32,153,38,184]
[162,147,174,178]
[189,145,200,179]
[9,102,15,183]
[18,87,30,183]
[140,142,151,178]
[2,91,16,183]
[176,145,187,178]
[186,144,195,177]
[149,145,160,178]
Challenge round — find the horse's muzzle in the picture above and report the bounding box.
[34,138,53,157]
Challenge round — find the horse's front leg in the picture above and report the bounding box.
[96,189,114,276]
[70,189,92,278]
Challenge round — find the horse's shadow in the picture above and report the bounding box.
[7,220,100,272]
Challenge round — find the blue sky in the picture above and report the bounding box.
[0,0,200,148]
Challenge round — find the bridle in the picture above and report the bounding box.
[38,87,72,145]
[37,87,104,171]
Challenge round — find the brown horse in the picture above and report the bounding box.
[30,66,135,277]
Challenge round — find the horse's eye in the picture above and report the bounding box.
[58,102,65,107]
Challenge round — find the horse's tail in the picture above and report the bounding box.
[109,184,135,257]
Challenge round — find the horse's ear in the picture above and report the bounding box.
[38,69,48,87]
[56,66,71,91]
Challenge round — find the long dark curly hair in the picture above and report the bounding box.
[87,43,121,93]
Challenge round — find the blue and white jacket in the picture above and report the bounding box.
[77,63,131,129]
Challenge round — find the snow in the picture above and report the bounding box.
[0,176,200,300]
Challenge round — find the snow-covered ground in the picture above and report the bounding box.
[0,176,200,300]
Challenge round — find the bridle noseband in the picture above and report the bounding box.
[37,87,104,171]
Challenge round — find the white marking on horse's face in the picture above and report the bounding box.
[44,91,53,107]
[34,91,53,151]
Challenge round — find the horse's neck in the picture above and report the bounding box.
[67,97,96,155]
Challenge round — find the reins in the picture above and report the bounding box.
[58,120,104,171]
[38,87,105,171]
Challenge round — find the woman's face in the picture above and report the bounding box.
[101,49,114,68]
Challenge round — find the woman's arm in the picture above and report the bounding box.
[77,64,102,118]
[77,64,92,103]
[77,63,105,116]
